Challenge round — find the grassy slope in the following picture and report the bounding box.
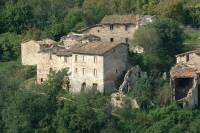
[183,27,200,51]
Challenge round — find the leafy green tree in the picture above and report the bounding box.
[148,18,184,72]
[185,0,200,27]
[0,32,21,61]
[1,0,33,33]
[154,0,186,23]
[53,91,110,133]
[64,8,86,33]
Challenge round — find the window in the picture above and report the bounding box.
[186,54,189,62]
[92,83,98,91]
[75,55,78,62]
[64,57,67,63]
[94,56,97,63]
[82,68,85,75]
[81,82,86,92]
[83,56,85,62]
[97,30,100,32]
[110,38,114,42]
[138,72,141,78]
[110,24,114,31]
[41,78,43,83]
[49,53,52,60]
[116,69,118,73]
[125,25,128,31]
[75,68,78,73]
[49,68,53,73]
[94,69,97,77]
[125,38,128,43]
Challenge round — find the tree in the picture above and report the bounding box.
[185,0,200,27]
[154,0,186,23]
[131,27,161,54]
[64,8,86,33]
[148,18,184,72]
[0,32,21,61]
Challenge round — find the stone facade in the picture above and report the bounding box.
[21,15,154,93]
[35,42,128,93]
[82,24,138,44]
[21,39,56,66]
[170,49,200,108]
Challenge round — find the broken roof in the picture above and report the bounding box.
[100,15,137,25]
[170,64,197,78]
[56,42,126,56]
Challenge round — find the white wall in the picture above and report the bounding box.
[70,54,104,93]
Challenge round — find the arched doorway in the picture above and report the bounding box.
[81,82,86,92]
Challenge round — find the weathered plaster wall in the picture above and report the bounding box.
[176,53,200,72]
[21,41,41,65]
[70,54,104,93]
[37,53,72,84]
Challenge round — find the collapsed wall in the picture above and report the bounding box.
[170,64,199,108]
[111,65,145,108]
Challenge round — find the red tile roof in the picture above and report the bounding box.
[171,67,196,78]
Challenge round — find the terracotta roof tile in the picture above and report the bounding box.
[171,66,196,78]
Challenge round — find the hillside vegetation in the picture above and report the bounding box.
[1,0,200,133]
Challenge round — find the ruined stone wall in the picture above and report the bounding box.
[21,40,41,65]
[61,38,79,49]
[70,54,104,93]
[104,45,128,91]
[176,53,200,72]
[83,24,138,43]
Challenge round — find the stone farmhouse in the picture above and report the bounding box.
[21,15,154,93]
[170,48,200,108]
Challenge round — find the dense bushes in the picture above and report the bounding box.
[0,68,200,133]
[131,18,185,72]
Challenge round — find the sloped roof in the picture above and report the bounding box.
[71,42,126,55]
[100,15,137,24]
[170,64,197,78]
[56,42,127,56]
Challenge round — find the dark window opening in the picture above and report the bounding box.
[110,38,114,42]
[41,78,43,83]
[110,24,114,31]
[92,83,98,91]
[125,25,128,31]
[175,78,193,100]
[50,53,52,60]
[97,30,100,32]
[49,68,53,73]
[81,82,86,92]
[186,54,189,62]
[116,69,118,73]
[198,85,200,106]
[125,38,128,43]
[138,72,141,78]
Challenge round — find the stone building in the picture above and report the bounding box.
[36,41,128,93]
[21,39,56,65]
[80,15,139,44]
[170,49,200,108]
[21,15,154,93]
